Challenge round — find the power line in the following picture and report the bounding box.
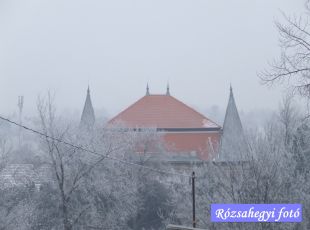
[0,115,191,179]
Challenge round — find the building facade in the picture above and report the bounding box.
[108,85,221,160]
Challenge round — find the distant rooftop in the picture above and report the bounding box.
[109,93,220,129]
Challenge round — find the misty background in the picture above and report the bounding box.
[0,0,306,126]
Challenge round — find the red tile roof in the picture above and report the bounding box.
[109,94,220,129]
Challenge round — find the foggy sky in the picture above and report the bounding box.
[0,0,306,121]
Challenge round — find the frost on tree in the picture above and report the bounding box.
[219,86,248,161]
[79,86,96,131]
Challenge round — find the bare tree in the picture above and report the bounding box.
[165,112,308,230]
[35,93,124,230]
[0,121,31,230]
[0,119,12,171]
[278,94,301,146]
[34,93,173,230]
[0,134,11,171]
[260,1,310,100]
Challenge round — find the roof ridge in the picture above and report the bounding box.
[108,94,221,128]
[168,95,221,128]
[108,96,147,124]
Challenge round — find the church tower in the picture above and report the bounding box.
[219,86,248,161]
[80,86,95,130]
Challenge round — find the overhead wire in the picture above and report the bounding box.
[0,115,192,179]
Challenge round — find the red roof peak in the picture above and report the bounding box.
[109,94,220,129]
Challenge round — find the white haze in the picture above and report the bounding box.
[0,0,306,124]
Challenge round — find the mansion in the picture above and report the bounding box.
[80,84,247,163]
[0,84,247,188]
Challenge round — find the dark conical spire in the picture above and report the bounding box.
[219,85,248,161]
[166,83,170,96]
[223,86,241,129]
[146,83,150,96]
[80,86,95,130]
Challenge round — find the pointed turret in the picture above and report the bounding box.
[146,83,150,96]
[166,83,170,96]
[80,86,95,130]
[219,86,248,161]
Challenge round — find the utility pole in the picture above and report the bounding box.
[168,171,198,230]
[192,171,196,228]
[17,96,24,148]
